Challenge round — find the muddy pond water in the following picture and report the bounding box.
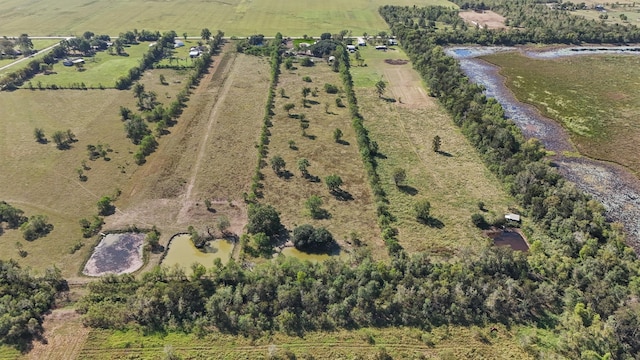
[279,247,342,262]
[447,46,640,251]
[488,229,529,252]
[162,234,234,273]
[83,232,145,276]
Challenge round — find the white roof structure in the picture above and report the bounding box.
[505,213,521,222]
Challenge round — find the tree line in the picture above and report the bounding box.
[0,260,66,350]
[380,2,640,45]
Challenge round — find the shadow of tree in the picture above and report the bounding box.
[418,216,444,228]
[398,185,418,196]
[331,189,354,201]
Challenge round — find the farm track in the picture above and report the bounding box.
[176,51,238,223]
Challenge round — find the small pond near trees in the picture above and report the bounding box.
[83,232,145,276]
[162,234,234,273]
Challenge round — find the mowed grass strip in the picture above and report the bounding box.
[262,60,383,257]
[0,0,455,37]
[481,52,640,177]
[23,43,151,89]
[352,46,516,255]
[73,325,532,359]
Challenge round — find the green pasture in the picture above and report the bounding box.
[0,0,455,37]
[24,42,150,88]
[481,51,640,177]
[155,39,199,68]
[349,44,410,87]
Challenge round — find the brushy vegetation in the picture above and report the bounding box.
[0,260,66,350]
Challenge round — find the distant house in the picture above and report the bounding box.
[388,39,398,46]
[62,59,73,66]
[375,45,388,50]
[357,38,366,46]
[328,55,336,63]
[505,213,521,222]
[72,58,85,64]
[189,49,200,58]
[346,44,356,52]
[174,40,185,48]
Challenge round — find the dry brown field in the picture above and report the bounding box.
[351,46,517,256]
[261,59,384,258]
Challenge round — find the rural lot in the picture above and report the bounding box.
[2,0,640,359]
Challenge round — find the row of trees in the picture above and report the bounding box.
[79,247,564,339]
[333,44,401,255]
[119,29,224,164]
[380,5,640,358]
[248,33,283,203]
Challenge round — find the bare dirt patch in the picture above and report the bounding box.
[459,10,507,29]
[384,59,409,65]
[27,309,89,360]
[383,66,431,107]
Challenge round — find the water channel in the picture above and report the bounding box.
[446,46,640,251]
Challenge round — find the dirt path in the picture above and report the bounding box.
[383,66,445,189]
[176,51,238,224]
[26,309,89,360]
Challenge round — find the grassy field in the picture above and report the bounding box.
[24,42,151,89]
[262,58,384,258]
[571,0,640,25]
[0,0,455,37]
[0,60,196,278]
[0,89,140,278]
[481,52,640,177]
[351,46,518,256]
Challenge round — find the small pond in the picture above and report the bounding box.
[488,229,529,252]
[279,247,341,263]
[162,234,234,273]
[83,232,145,276]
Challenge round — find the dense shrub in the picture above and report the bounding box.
[292,224,335,251]
[247,203,282,237]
